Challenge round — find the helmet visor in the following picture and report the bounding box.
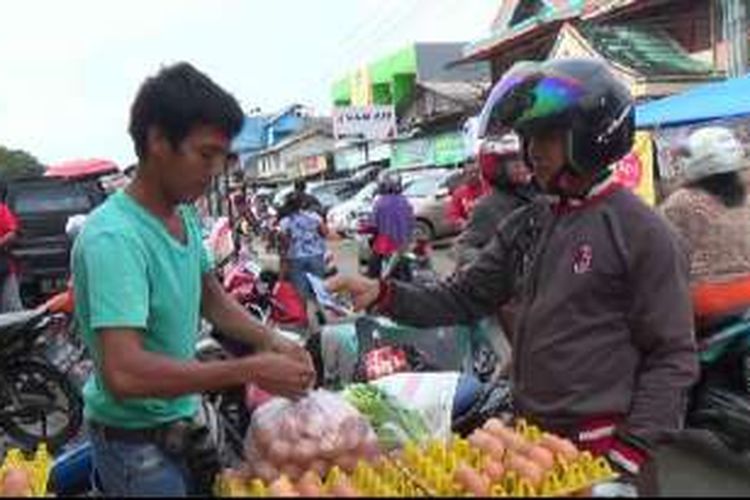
[479,62,586,136]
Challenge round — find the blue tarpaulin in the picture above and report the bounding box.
[636,74,750,129]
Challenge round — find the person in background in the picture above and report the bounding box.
[453,132,536,270]
[451,132,537,372]
[0,184,22,312]
[366,172,415,279]
[279,191,329,302]
[660,126,750,328]
[446,160,487,229]
[278,179,322,219]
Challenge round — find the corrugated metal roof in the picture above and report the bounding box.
[578,23,714,76]
[417,81,490,104]
[460,0,644,63]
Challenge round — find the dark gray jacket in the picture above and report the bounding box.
[453,189,531,269]
[383,186,699,445]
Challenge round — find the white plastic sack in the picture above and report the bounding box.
[370,372,460,441]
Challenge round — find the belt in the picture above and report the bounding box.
[88,420,176,444]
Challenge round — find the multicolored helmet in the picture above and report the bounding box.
[478,58,635,179]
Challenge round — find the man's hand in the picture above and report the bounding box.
[268,334,313,369]
[325,275,380,311]
[243,352,315,400]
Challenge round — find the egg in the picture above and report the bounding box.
[454,463,490,496]
[0,469,32,497]
[268,440,293,465]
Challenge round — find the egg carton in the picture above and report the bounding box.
[214,458,424,497]
[0,443,53,497]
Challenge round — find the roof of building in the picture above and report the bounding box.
[255,120,333,156]
[578,23,714,76]
[461,0,642,62]
[417,81,489,105]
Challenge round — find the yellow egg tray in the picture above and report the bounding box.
[0,443,52,497]
[214,419,619,498]
[393,419,619,497]
[214,458,424,497]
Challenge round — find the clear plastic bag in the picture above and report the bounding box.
[243,390,379,483]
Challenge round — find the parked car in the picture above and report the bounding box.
[326,181,378,235]
[354,168,462,267]
[308,181,352,215]
[4,177,108,305]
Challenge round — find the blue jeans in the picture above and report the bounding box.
[89,424,191,497]
[287,254,326,300]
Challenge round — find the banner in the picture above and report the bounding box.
[333,105,397,141]
[613,130,656,206]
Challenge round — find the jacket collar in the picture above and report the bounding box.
[548,171,621,215]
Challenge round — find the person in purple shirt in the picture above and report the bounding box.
[367,172,415,279]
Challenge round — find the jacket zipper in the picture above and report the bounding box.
[514,210,560,395]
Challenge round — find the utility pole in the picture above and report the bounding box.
[722,0,748,77]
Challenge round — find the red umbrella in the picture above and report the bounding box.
[45,159,119,179]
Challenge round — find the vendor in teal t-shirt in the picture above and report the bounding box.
[72,62,315,497]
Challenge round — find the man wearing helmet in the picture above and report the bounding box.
[329,58,698,495]
[660,126,750,327]
[453,132,535,270]
[446,161,486,229]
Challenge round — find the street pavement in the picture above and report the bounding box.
[328,237,750,496]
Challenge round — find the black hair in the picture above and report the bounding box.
[286,191,304,213]
[294,180,307,193]
[691,171,746,208]
[128,62,244,160]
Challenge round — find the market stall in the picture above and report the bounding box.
[214,383,620,498]
[635,73,750,198]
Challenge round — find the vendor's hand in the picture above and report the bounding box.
[326,275,380,311]
[243,352,314,400]
[269,334,313,370]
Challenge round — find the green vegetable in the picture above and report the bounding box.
[342,383,430,449]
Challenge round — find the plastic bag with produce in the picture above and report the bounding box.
[243,390,380,483]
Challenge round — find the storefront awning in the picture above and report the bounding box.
[45,159,119,179]
[636,73,750,129]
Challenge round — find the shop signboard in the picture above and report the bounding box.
[297,155,327,177]
[613,130,656,206]
[350,66,372,106]
[391,137,433,169]
[334,145,367,172]
[333,105,397,141]
[433,131,466,166]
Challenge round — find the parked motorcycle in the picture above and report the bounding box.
[356,218,438,283]
[0,307,83,453]
[688,314,750,453]
[38,289,93,390]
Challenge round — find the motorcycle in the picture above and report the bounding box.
[356,217,438,284]
[0,306,84,453]
[687,314,750,453]
[38,289,93,391]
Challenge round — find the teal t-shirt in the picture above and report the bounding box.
[72,190,213,429]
